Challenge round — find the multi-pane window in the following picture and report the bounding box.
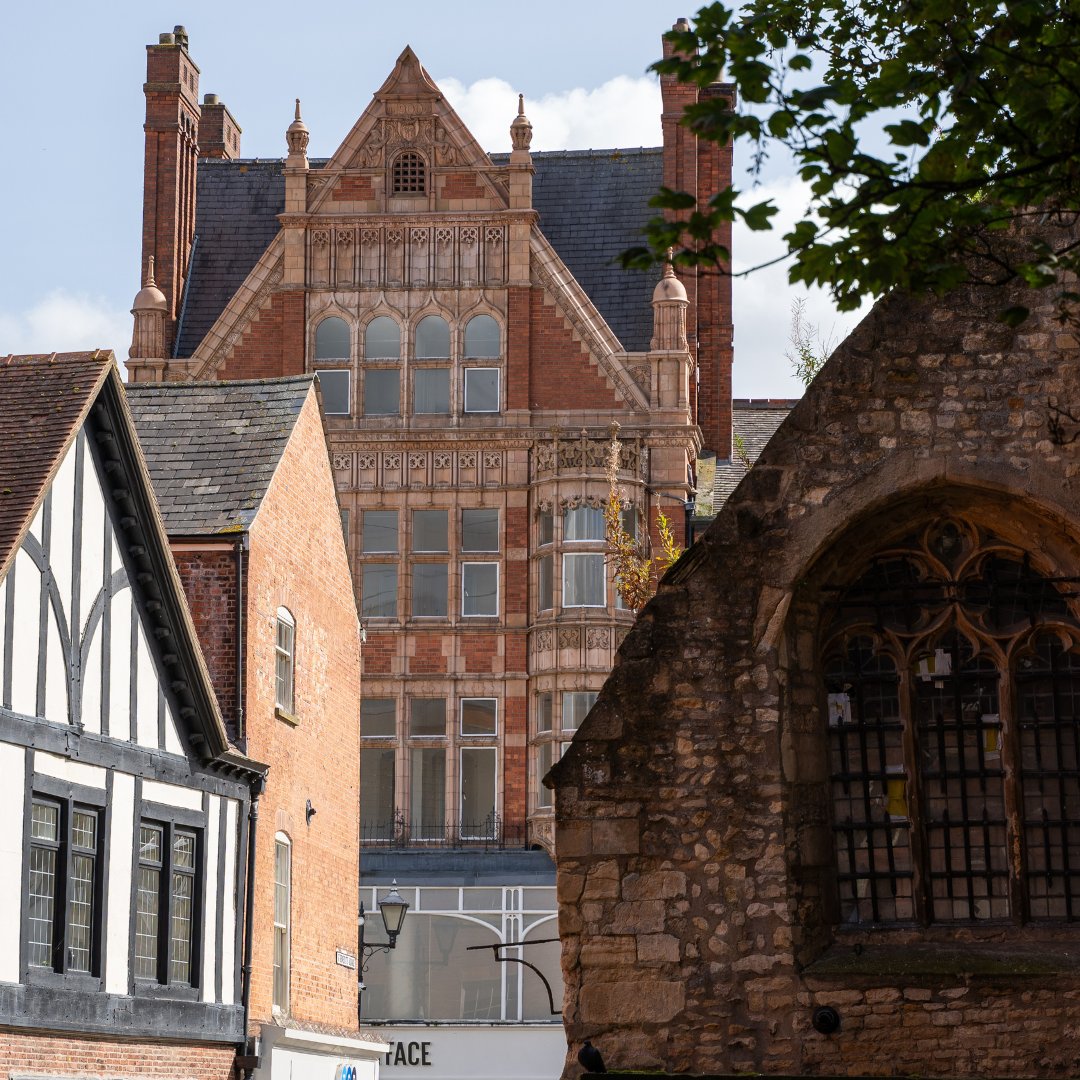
[27,795,103,975]
[532,692,597,810]
[273,837,290,1012]
[361,695,506,844]
[563,553,605,607]
[392,151,426,193]
[135,821,199,986]
[824,517,1080,925]
[564,506,605,541]
[363,316,401,416]
[275,608,295,714]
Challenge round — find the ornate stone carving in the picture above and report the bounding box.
[458,452,477,468]
[434,452,452,469]
[460,226,478,246]
[483,452,502,468]
[435,227,453,247]
[386,228,403,244]
[332,453,351,471]
[336,229,354,246]
[586,628,610,650]
[356,453,377,470]
[361,229,381,246]
[534,629,553,652]
[311,229,330,246]
[558,628,581,650]
[615,628,630,649]
[411,228,429,246]
[383,453,402,469]
[409,453,427,469]
[628,362,650,392]
[486,226,504,245]
[536,498,553,513]
[560,494,605,511]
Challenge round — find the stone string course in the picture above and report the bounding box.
[552,223,1080,1078]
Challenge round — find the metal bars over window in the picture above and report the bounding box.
[392,152,426,194]
[823,517,1080,925]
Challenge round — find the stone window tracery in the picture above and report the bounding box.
[823,517,1080,925]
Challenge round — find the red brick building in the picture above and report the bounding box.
[126,22,734,1077]
[128,377,384,1079]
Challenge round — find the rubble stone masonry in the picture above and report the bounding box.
[553,223,1080,1078]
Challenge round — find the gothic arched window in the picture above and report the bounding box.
[823,518,1080,925]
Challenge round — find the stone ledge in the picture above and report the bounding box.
[803,942,1080,979]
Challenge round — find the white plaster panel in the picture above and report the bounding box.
[141,779,203,811]
[10,548,40,717]
[81,629,102,736]
[164,700,183,755]
[105,771,135,994]
[0,743,25,982]
[108,587,133,741]
[221,797,238,1004]
[43,597,67,726]
[49,439,76,628]
[202,796,220,1002]
[27,503,42,547]
[135,623,159,749]
[34,751,107,790]
[0,573,7,695]
[78,438,108,639]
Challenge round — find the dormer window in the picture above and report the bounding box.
[392,152,426,194]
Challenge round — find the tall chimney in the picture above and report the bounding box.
[200,93,242,159]
[140,26,202,358]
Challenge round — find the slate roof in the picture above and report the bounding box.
[175,148,663,359]
[0,352,112,577]
[705,399,799,516]
[126,376,315,535]
[497,148,662,353]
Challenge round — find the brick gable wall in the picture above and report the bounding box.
[216,290,306,381]
[243,388,362,1030]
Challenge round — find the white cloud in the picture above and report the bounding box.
[732,175,871,398]
[0,291,130,373]
[437,75,662,152]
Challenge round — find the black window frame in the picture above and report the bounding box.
[131,800,205,998]
[23,776,107,987]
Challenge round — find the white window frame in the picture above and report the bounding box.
[562,552,606,608]
[315,368,351,415]
[460,697,499,737]
[275,608,296,715]
[461,562,499,617]
[459,745,499,840]
[273,835,291,1014]
[463,367,500,414]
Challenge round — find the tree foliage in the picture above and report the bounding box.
[786,296,832,385]
[626,1,1080,322]
[605,432,682,611]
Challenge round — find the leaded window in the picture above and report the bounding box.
[824,517,1080,925]
[135,821,199,986]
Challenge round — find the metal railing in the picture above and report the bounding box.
[360,811,526,850]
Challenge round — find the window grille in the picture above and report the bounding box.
[392,152,426,193]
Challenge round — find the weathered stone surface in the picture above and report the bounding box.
[551,224,1080,1078]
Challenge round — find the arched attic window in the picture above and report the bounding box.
[464,314,500,358]
[823,517,1080,926]
[392,151,426,194]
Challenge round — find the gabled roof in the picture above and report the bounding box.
[174,148,663,359]
[0,352,112,580]
[0,353,257,771]
[126,376,316,535]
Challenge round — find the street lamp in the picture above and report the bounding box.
[358,881,410,1009]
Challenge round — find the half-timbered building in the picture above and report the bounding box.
[0,351,265,1079]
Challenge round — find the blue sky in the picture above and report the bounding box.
[0,1,860,396]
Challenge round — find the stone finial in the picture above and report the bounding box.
[651,254,689,352]
[510,94,533,153]
[129,256,168,371]
[132,256,167,313]
[286,98,310,157]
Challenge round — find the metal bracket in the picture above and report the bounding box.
[466,938,562,1016]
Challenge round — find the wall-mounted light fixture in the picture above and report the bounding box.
[358,881,410,1010]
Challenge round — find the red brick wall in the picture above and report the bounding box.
[0,1031,235,1080]
[172,544,241,740]
[409,637,448,674]
[142,40,201,353]
[243,387,362,1030]
[528,292,623,410]
[362,634,394,675]
[332,176,374,201]
[506,287,530,411]
[502,694,527,834]
[440,172,487,200]
[216,290,306,380]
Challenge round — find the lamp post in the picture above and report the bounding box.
[358,881,409,1017]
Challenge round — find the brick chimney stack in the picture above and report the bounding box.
[660,18,735,457]
[199,93,242,159]
[141,26,202,358]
